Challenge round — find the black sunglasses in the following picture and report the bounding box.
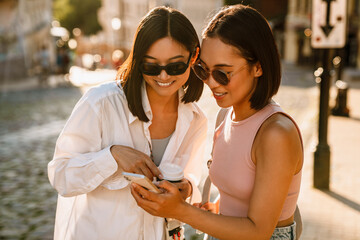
[140,54,192,76]
[192,61,248,85]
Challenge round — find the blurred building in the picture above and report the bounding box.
[284,0,360,72]
[97,0,222,68]
[227,0,289,62]
[0,0,54,81]
[283,0,311,64]
[95,0,360,77]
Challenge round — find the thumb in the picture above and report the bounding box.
[158,180,177,193]
[193,203,201,208]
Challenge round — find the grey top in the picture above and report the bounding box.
[151,133,173,166]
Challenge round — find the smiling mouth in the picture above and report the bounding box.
[213,92,226,97]
[155,80,175,87]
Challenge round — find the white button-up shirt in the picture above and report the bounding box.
[48,81,207,240]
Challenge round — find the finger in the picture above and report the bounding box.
[200,202,216,212]
[131,183,158,201]
[193,203,201,208]
[200,206,212,212]
[128,162,144,175]
[130,183,145,200]
[171,182,182,190]
[153,182,167,193]
[131,183,150,201]
[130,184,159,215]
[176,179,190,190]
[158,180,178,193]
[145,160,163,179]
[138,164,154,180]
[193,201,207,208]
[201,202,213,209]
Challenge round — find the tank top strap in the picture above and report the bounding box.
[251,102,304,157]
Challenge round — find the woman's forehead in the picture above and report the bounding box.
[146,37,188,58]
[200,37,244,65]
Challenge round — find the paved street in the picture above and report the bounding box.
[0,86,83,239]
[1,62,359,239]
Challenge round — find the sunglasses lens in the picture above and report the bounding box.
[193,64,209,80]
[166,62,188,75]
[141,62,188,76]
[140,63,160,76]
[212,70,230,85]
[193,64,229,85]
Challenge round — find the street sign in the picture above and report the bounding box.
[311,0,347,48]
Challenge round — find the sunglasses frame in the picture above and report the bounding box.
[140,53,193,76]
[192,61,248,85]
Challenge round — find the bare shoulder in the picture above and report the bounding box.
[253,113,303,172]
[260,113,299,138]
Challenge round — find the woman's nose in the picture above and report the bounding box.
[158,69,170,80]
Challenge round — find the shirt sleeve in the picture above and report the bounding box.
[48,94,118,197]
[183,114,208,204]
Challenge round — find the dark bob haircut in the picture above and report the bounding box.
[117,6,203,122]
[203,4,281,110]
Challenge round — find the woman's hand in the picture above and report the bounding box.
[172,178,192,200]
[130,180,187,219]
[193,201,219,214]
[110,145,162,180]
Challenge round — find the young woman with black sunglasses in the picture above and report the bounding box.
[131,4,303,240]
[48,6,206,240]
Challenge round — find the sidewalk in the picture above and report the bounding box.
[0,75,70,94]
[298,82,360,240]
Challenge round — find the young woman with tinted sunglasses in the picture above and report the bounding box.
[131,4,303,240]
[48,6,206,240]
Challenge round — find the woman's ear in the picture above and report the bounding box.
[191,47,200,65]
[254,61,263,77]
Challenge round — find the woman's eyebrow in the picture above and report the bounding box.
[169,55,185,60]
[214,64,234,67]
[199,59,233,68]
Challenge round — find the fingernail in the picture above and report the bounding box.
[159,174,163,179]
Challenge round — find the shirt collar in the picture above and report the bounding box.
[128,81,200,124]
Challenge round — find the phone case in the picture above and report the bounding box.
[122,172,161,193]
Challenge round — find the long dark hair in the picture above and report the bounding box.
[117,6,203,122]
[203,4,281,110]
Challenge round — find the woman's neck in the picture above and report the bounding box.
[146,86,179,139]
[232,102,258,121]
[147,89,178,115]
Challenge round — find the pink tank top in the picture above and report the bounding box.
[209,102,302,221]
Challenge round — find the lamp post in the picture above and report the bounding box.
[311,0,347,189]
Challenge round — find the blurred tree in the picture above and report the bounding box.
[53,0,102,36]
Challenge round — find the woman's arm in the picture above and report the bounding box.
[131,181,264,240]
[48,96,118,197]
[245,114,303,237]
[131,114,302,240]
[48,93,162,197]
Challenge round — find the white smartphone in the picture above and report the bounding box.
[122,172,161,193]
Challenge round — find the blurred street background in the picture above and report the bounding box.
[1,0,360,239]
